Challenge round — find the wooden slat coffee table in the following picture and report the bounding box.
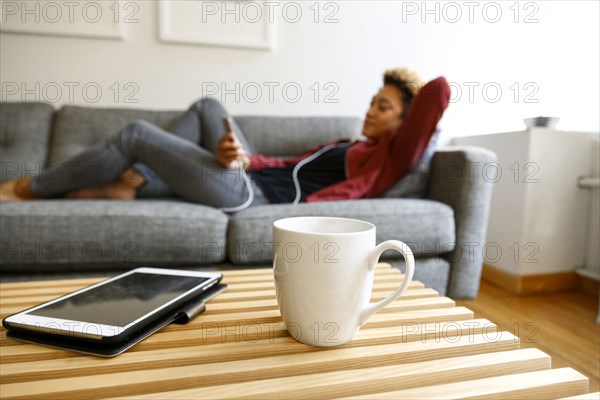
[0,264,593,399]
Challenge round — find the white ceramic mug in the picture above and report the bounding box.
[273,216,415,347]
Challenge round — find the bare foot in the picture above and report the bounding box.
[65,168,145,200]
[120,168,145,187]
[0,177,38,201]
[0,180,20,201]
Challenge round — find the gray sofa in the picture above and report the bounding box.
[0,102,496,298]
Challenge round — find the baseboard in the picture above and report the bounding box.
[481,263,522,294]
[481,264,581,295]
[580,275,600,296]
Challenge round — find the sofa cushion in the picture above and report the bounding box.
[234,116,363,157]
[0,200,228,271]
[47,106,183,164]
[227,198,455,264]
[0,102,54,182]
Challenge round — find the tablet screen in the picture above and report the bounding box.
[28,273,209,327]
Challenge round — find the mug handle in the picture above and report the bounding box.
[358,240,415,326]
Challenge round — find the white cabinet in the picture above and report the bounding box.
[453,128,599,278]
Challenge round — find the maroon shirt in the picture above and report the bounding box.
[247,76,451,202]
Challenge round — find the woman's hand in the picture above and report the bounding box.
[216,132,250,169]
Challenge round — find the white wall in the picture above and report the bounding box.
[1,0,599,144]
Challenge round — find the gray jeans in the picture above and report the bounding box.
[30,98,268,209]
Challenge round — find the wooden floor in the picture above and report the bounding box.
[456,280,600,393]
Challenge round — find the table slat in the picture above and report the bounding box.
[341,367,589,400]
[117,348,551,400]
[0,319,499,366]
[0,285,434,309]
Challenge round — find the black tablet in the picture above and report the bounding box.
[3,268,223,354]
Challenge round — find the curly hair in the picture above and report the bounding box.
[383,67,424,117]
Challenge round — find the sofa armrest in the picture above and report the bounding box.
[426,146,497,299]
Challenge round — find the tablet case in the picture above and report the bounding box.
[6,283,228,357]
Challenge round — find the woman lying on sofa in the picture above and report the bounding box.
[0,67,450,211]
